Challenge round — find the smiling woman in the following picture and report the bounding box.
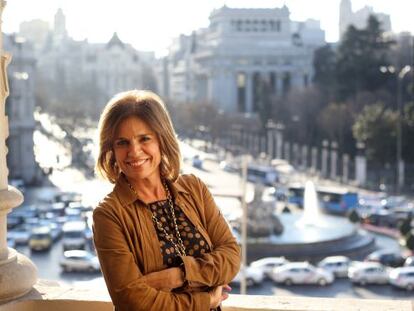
[93,90,240,311]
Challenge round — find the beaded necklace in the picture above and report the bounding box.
[126,178,187,257]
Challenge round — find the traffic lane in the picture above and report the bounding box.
[15,238,102,286]
[233,279,414,299]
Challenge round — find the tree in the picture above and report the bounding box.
[403,103,414,162]
[399,217,412,236]
[318,102,355,154]
[352,103,397,163]
[282,87,325,145]
[313,44,337,101]
[336,15,394,101]
[405,231,414,252]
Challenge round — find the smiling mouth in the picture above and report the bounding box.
[127,159,148,168]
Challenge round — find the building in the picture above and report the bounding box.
[18,19,50,52]
[159,5,324,114]
[339,0,391,39]
[24,9,156,111]
[4,34,38,184]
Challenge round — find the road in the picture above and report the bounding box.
[14,116,413,299]
[18,160,414,300]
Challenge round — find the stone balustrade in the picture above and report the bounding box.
[0,280,412,311]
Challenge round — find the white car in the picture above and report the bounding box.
[318,256,351,278]
[389,266,414,290]
[231,265,265,286]
[60,250,100,273]
[270,262,334,286]
[348,262,389,285]
[250,257,289,278]
[8,225,31,245]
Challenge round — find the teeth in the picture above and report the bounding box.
[129,159,147,167]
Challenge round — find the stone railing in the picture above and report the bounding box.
[0,280,412,311]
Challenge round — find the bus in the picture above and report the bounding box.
[247,165,278,186]
[317,186,359,215]
[287,184,358,214]
[287,184,305,208]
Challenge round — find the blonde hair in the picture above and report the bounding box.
[96,90,181,183]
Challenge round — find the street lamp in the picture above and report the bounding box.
[396,65,412,193]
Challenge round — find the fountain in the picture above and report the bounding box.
[246,181,375,262]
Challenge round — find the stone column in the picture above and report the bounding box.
[275,126,283,159]
[321,140,329,178]
[355,142,367,187]
[311,147,318,174]
[283,142,290,162]
[342,154,349,183]
[266,127,274,159]
[245,72,253,113]
[0,1,37,302]
[301,145,308,170]
[260,135,266,155]
[330,141,338,180]
[292,143,299,168]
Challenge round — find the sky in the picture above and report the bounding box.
[2,0,414,56]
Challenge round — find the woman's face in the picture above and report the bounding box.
[113,116,162,184]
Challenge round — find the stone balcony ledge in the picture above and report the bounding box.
[0,280,412,311]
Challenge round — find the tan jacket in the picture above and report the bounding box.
[93,173,241,311]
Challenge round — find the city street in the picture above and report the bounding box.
[17,159,414,300]
[14,229,414,300]
[11,115,414,299]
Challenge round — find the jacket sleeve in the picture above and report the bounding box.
[181,175,241,287]
[92,205,210,311]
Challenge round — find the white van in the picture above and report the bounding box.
[62,221,86,251]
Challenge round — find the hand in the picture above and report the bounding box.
[142,267,184,290]
[208,285,231,309]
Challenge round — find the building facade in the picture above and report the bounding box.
[339,0,391,40]
[26,9,156,112]
[4,34,38,184]
[159,6,324,114]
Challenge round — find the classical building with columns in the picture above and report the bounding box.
[158,5,325,113]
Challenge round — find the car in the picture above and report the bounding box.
[231,265,265,286]
[270,262,334,286]
[365,249,405,267]
[348,262,390,285]
[250,257,289,278]
[59,250,100,273]
[29,226,53,251]
[317,256,351,278]
[389,266,414,290]
[8,225,31,245]
[192,155,203,169]
[7,237,16,248]
[62,221,87,251]
[404,256,414,267]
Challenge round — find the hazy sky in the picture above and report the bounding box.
[2,0,413,56]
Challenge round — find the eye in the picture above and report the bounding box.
[114,139,129,147]
[140,136,151,143]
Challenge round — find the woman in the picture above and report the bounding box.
[93,90,241,311]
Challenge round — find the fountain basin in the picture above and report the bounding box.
[246,213,375,262]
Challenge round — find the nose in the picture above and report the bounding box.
[127,139,143,157]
